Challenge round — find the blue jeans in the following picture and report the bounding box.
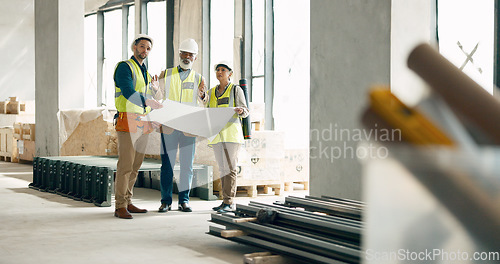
[160,130,196,205]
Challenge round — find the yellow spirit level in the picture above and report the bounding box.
[369,87,454,146]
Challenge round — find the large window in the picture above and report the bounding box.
[103,9,122,109]
[251,0,265,103]
[210,0,235,89]
[84,15,97,108]
[438,0,495,94]
[273,0,310,149]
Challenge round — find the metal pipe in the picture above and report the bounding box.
[249,201,362,228]
[210,214,361,263]
[208,226,347,264]
[284,196,362,221]
[236,204,362,241]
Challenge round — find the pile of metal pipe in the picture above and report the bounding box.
[208,195,364,264]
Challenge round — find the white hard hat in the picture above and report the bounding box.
[179,38,199,54]
[214,60,233,72]
[130,34,153,51]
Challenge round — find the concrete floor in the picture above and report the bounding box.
[0,161,308,264]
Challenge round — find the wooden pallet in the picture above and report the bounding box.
[214,184,284,198]
[0,155,15,162]
[284,181,309,191]
[237,183,284,198]
[0,127,18,162]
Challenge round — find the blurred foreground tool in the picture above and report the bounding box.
[362,106,500,252]
[369,87,454,146]
[360,42,500,253]
[407,43,500,145]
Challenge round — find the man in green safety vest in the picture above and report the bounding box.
[113,34,163,219]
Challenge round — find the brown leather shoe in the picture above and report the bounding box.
[127,204,148,213]
[114,208,133,219]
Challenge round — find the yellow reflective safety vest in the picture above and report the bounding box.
[163,67,202,106]
[114,59,153,114]
[208,83,244,145]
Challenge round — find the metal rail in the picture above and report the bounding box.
[283,196,362,221]
[308,195,365,209]
[236,203,361,243]
[210,213,361,263]
[208,226,347,264]
[249,201,362,228]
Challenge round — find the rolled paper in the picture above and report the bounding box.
[407,43,500,145]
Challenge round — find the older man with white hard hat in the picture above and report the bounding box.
[157,38,207,213]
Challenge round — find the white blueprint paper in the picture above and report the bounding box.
[143,99,236,138]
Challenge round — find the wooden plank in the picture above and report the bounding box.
[244,252,287,264]
[232,217,257,223]
[221,229,247,238]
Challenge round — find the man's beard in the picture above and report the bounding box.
[180,58,193,69]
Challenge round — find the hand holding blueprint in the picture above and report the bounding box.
[143,99,236,138]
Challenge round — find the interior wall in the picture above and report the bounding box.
[0,0,35,102]
[310,0,392,201]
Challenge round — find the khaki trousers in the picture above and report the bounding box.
[212,142,241,205]
[115,130,149,209]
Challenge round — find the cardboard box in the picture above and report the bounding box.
[18,139,35,161]
[21,123,35,141]
[0,101,7,114]
[281,148,309,183]
[237,131,285,182]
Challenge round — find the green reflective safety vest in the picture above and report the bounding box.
[114,59,153,114]
[208,83,244,145]
[163,67,201,106]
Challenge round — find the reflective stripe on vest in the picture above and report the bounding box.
[208,83,243,145]
[164,67,201,106]
[114,59,153,114]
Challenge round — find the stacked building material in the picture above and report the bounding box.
[208,196,364,264]
[28,156,216,207]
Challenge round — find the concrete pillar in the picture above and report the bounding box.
[35,0,84,156]
[310,0,392,201]
[310,0,435,200]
